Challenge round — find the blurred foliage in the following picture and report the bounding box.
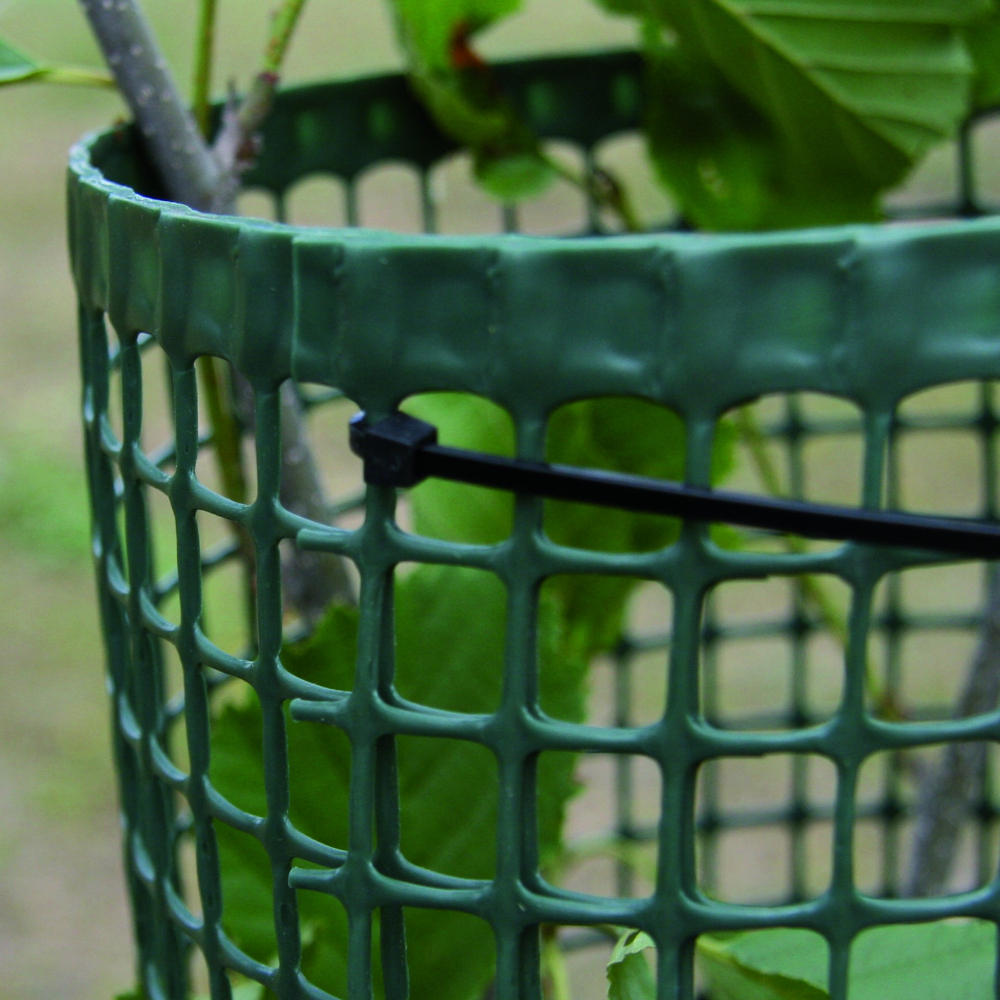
[0,444,90,564]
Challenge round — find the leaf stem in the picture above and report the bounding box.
[542,152,642,233]
[262,0,309,76]
[39,64,117,87]
[541,927,573,1000]
[211,0,311,195]
[192,0,219,137]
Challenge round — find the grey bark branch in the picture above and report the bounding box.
[905,568,1000,897]
[79,0,356,614]
[79,0,222,211]
[278,382,356,623]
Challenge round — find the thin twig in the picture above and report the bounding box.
[219,0,356,620]
[187,0,259,621]
[192,0,219,137]
[277,381,356,622]
[543,153,642,233]
[905,568,1000,897]
[211,0,309,193]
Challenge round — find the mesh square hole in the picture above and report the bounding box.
[397,734,497,881]
[723,394,863,516]
[697,929,828,998]
[393,563,506,715]
[544,396,688,556]
[703,576,849,730]
[849,921,994,998]
[594,131,676,231]
[356,163,424,233]
[539,575,669,727]
[429,151,508,235]
[399,393,515,546]
[192,357,258,506]
[542,750,661,900]
[285,174,348,229]
[236,187,279,222]
[559,927,617,1000]
[696,754,836,904]
[868,565,989,722]
[855,744,1000,899]
[197,509,256,660]
[896,429,984,518]
[894,381,988,518]
[137,332,175,459]
[396,908,495,1000]
[298,387,364,526]
[214,821,279,975]
[516,141,589,236]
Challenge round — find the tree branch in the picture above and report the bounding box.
[79,0,356,617]
[78,0,222,211]
[905,568,1000,897]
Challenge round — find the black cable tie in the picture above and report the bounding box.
[348,411,1000,560]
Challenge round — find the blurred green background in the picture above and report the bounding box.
[0,2,990,998]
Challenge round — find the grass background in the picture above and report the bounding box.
[0,2,993,998]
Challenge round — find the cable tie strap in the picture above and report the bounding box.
[349,411,437,488]
[349,410,1000,560]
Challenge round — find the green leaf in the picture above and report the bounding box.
[964,6,1000,110]
[597,0,987,227]
[641,29,881,230]
[211,564,586,1000]
[698,931,829,1000]
[698,921,997,1000]
[404,394,734,658]
[473,148,556,201]
[607,929,656,1000]
[0,36,43,85]
[0,37,112,89]
[402,393,516,546]
[390,0,521,70]
[386,0,554,201]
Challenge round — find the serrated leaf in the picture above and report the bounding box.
[607,930,656,1000]
[596,0,986,223]
[211,564,586,1000]
[964,5,1000,110]
[642,31,880,229]
[0,36,43,85]
[698,921,996,1000]
[698,931,829,1000]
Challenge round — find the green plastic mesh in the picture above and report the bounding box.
[69,50,1000,1000]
